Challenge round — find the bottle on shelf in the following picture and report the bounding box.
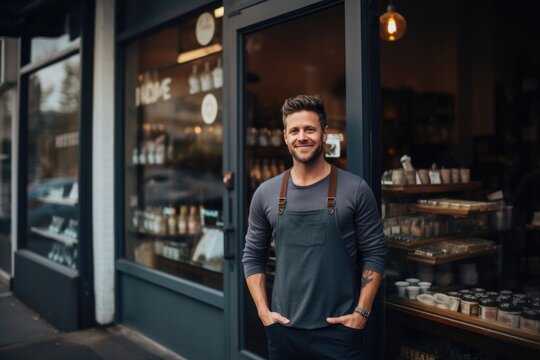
[262,159,272,180]
[212,58,223,89]
[167,207,177,235]
[188,205,201,235]
[189,64,201,94]
[178,205,189,234]
[200,62,213,92]
[278,159,286,173]
[250,160,263,189]
[155,124,167,165]
[270,159,279,178]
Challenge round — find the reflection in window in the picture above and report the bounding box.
[30,10,81,64]
[123,6,224,290]
[26,55,80,269]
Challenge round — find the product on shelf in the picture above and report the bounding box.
[497,302,521,328]
[189,64,201,94]
[212,58,223,89]
[200,62,212,91]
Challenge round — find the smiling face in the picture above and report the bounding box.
[283,110,328,165]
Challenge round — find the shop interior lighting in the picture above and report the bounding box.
[214,6,224,18]
[379,1,407,42]
[177,44,223,64]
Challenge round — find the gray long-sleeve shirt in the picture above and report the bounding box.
[242,168,386,277]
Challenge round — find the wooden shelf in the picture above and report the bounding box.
[385,296,540,350]
[410,203,497,217]
[383,181,482,196]
[37,196,78,206]
[30,227,78,247]
[387,232,496,250]
[407,246,500,265]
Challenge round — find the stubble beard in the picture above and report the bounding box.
[289,139,325,165]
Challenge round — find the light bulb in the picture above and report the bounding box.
[380,4,407,42]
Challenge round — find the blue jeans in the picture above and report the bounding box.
[265,323,364,360]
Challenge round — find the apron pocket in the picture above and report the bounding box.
[287,222,326,247]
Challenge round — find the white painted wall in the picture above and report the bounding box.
[92,0,116,324]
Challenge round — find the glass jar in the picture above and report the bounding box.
[497,302,521,328]
[410,217,424,238]
[520,309,540,333]
[478,296,498,321]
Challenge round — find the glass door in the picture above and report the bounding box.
[235,3,347,357]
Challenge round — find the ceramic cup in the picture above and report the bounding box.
[451,168,460,183]
[440,168,451,184]
[406,278,420,286]
[460,168,470,183]
[418,282,432,294]
[418,169,430,184]
[449,296,461,312]
[406,170,417,185]
[395,281,409,298]
[391,169,406,185]
[406,286,420,300]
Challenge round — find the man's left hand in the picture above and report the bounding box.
[326,312,366,330]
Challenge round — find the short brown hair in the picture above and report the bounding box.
[281,95,327,129]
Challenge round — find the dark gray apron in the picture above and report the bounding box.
[272,166,359,329]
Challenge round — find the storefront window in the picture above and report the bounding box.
[0,89,14,273]
[380,0,540,357]
[123,5,224,290]
[26,55,80,270]
[242,4,346,356]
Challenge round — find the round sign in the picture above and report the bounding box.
[195,12,215,46]
[201,93,218,125]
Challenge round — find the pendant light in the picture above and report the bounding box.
[380,1,407,42]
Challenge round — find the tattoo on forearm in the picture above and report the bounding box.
[361,269,374,289]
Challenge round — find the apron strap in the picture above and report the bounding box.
[327,165,337,214]
[277,165,338,215]
[278,169,291,215]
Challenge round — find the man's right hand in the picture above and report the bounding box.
[260,310,290,326]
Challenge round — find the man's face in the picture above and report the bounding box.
[283,110,328,165]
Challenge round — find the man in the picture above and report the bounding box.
[242,95,386,359]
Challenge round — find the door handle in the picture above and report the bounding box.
[223,171,234,191]
[224,226,235,260]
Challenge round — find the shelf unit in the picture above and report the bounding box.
[30,227,78,246]
[382,174,523,357]
[386,296,540,350]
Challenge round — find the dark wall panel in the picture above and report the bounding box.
[13,250,79,331]
[120,273,225,360]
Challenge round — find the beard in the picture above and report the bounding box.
[288,138,325,165]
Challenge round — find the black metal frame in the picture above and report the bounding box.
[15,0,95,329]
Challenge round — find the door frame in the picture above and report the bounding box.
[223,0,381,358]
